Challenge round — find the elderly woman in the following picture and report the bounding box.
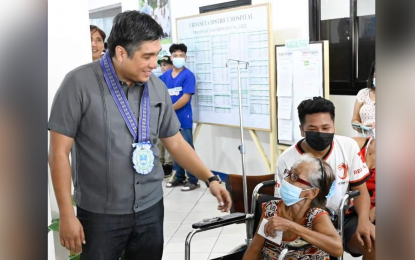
[243,154,342,260]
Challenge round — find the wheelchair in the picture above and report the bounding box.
[185,178,360,260]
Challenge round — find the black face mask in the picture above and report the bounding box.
[305,131,334,151]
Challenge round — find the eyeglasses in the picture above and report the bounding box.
[283,169,312,187]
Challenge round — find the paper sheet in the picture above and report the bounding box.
[278,97,292,120]
[278,119,293,141]
[257,218,283,245]
[302,59,322,97]
[277,60,293,97]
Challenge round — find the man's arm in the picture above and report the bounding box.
[161,132,231,212]
[49,131,85,253]
[172,93,191,110]
[351,182,375,248]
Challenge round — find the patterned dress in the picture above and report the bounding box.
[356,88,376,137]
[260,200,330,260]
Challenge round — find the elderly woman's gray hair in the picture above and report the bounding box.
[292,154,335,208]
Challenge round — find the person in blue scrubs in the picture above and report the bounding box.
[160,43,199,191]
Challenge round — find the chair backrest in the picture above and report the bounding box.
[253,194,279,233]
[225,174,275,213]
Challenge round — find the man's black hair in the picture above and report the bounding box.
[169,43,187,54]
[90,25,106,42]
[107,11,163,58]
[297,97,335,125]
[367,60,376,89]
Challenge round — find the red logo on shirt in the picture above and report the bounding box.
[337,163,349,180]
[358,150,366,163]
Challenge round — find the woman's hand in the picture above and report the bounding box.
[365,122,375,129]
[264,215,292,238]
[352,121,363,133]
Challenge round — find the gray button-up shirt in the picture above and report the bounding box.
[48,61,180,214]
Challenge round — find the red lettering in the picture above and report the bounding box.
[353,168,362,175]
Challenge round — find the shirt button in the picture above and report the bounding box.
[136,181,140,185]
[135,205,138,209]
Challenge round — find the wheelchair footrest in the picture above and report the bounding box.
[192,212,246,229]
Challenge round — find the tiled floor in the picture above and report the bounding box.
[161,178,360,260]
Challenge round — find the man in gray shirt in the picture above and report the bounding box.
[48,11,231,260]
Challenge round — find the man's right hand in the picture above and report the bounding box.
[59,215,85,254]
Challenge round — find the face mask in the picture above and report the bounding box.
[305,131,334,151]
[280,179,313,206]
[173,58,185,69]
[326,181,336,199]
[372,78,375,88]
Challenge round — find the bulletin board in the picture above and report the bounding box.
[176,3,274,132]
[176,3,278,174]
[276,41,330,147]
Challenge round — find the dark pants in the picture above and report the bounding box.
[174,128,198,184]
[77,199,164,260]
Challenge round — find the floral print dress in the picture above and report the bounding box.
[260,200,330,260]
[356,88,375,137]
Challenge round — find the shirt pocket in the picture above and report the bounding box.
[150,102,162,137]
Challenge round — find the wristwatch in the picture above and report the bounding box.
[206,175,222,187]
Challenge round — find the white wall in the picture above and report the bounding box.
[89,0,120,11]
[331,95,359,138]
[49,0,92,259]
[89,0,138,12]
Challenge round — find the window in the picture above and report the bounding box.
[309,0,375,95]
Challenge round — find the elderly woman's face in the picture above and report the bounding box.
[286,163,312,190]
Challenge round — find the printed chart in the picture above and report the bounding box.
[177,5,271,130]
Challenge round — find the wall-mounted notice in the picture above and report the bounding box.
[176,4,272,131]
[276,42,327,145]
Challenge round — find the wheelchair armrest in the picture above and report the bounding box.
[325,207,338,227]
[191,212,249,230]
[261,180,277,188]
[347,190,360,199]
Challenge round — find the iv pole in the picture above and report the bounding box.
[225,59,251,245]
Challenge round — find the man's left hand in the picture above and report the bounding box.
[208,181,232,212]
[355,219,376,252]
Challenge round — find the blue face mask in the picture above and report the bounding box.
[373,78,375,88]
[280,179,313,206]
[173,57,185,69]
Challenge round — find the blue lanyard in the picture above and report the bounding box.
[100,52,150,143]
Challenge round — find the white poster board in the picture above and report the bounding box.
[276,42,325,145]
[176,4,272,131]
